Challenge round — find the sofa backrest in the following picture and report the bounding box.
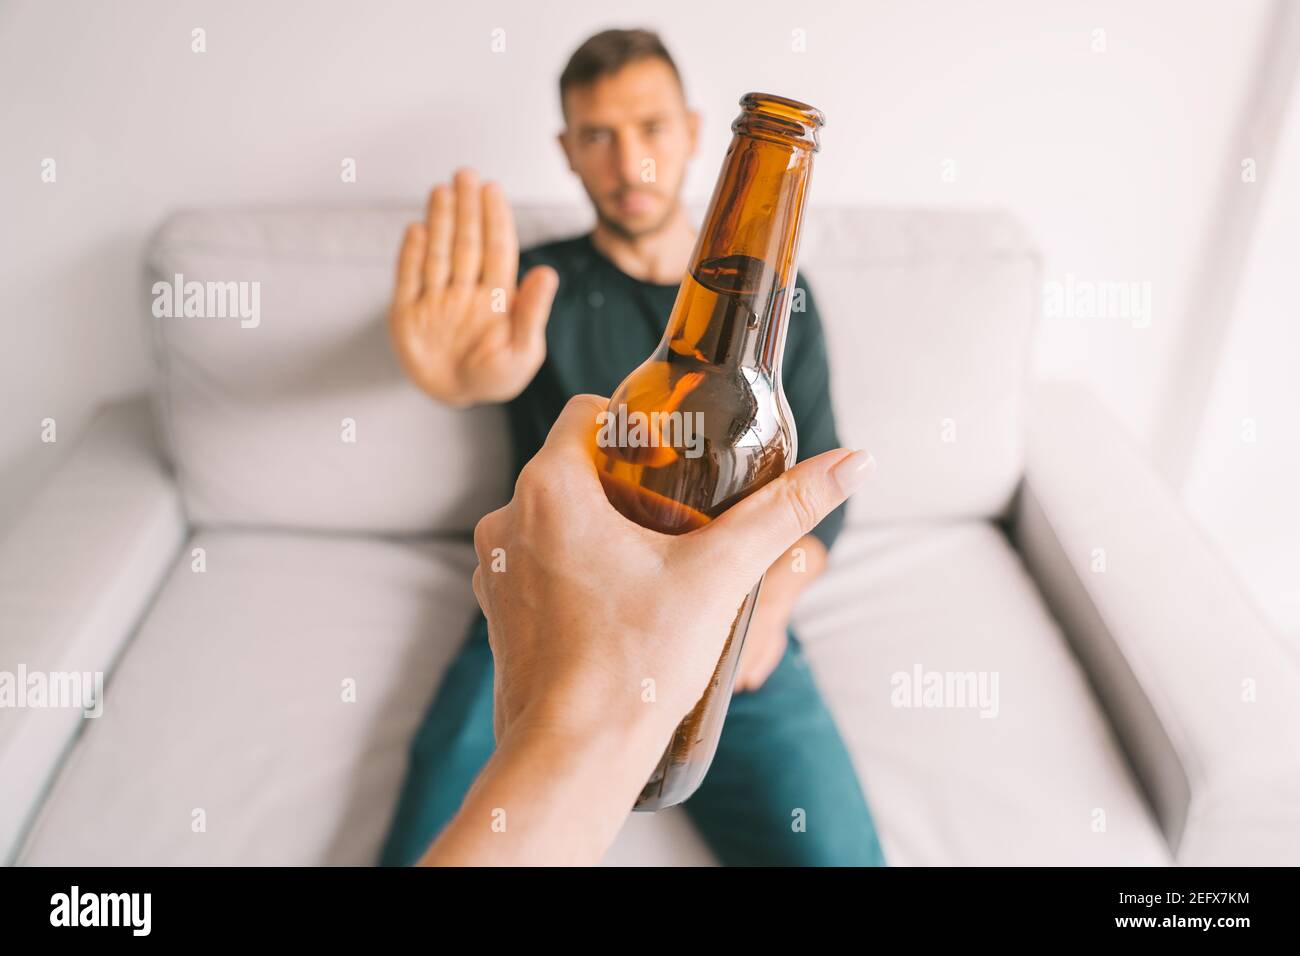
[144,203,1038,535]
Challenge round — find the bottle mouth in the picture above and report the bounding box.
[734,92,825,150]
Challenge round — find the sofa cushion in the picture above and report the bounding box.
[16,529,482,865]
[798,209,1039,525]
[793,520,1170,865]
[18,519,1167,865]
[145,208,513,536]
[0,397,186,864]
[145,204,1035,534]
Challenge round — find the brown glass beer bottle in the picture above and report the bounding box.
[593,92,825,810]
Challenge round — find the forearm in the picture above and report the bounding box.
[417,717,668,866]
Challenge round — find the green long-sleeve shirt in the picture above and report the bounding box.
[510,233,845,553]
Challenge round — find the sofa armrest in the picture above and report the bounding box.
[1012,382,1300,865]
[0,395,187,863]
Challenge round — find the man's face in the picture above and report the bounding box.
[558,57,700,240]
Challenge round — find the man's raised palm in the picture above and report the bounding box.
[388,168,559,407]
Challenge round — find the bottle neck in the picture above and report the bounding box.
[662,131,815,375]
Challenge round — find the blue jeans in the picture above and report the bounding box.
[379,616,886,866]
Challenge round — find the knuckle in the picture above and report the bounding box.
[514,457,553,498]
[562,393,602,419]
[473,509,500,558]
[780,479,822,536]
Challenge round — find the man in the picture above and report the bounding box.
[382,28,884,866]
[420,396,875,865]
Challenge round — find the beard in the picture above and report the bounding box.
[591,184,682,241]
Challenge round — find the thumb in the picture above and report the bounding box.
[681,448,875,586]
[512,265,559,351]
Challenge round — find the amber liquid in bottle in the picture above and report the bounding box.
[593,92,825,811]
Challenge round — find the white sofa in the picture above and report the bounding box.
[3,204,1298,866]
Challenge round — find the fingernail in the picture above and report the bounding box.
[831,449,876,495]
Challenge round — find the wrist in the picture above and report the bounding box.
[420,719,657,866]
[507,695,672,774]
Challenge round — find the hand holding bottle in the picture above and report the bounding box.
[421,394,872,865]
[471,393,874,756]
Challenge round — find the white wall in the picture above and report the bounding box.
[0,0,1272,536]
[1186,73,1300,640]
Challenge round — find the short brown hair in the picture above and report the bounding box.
[559,28,683,116]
